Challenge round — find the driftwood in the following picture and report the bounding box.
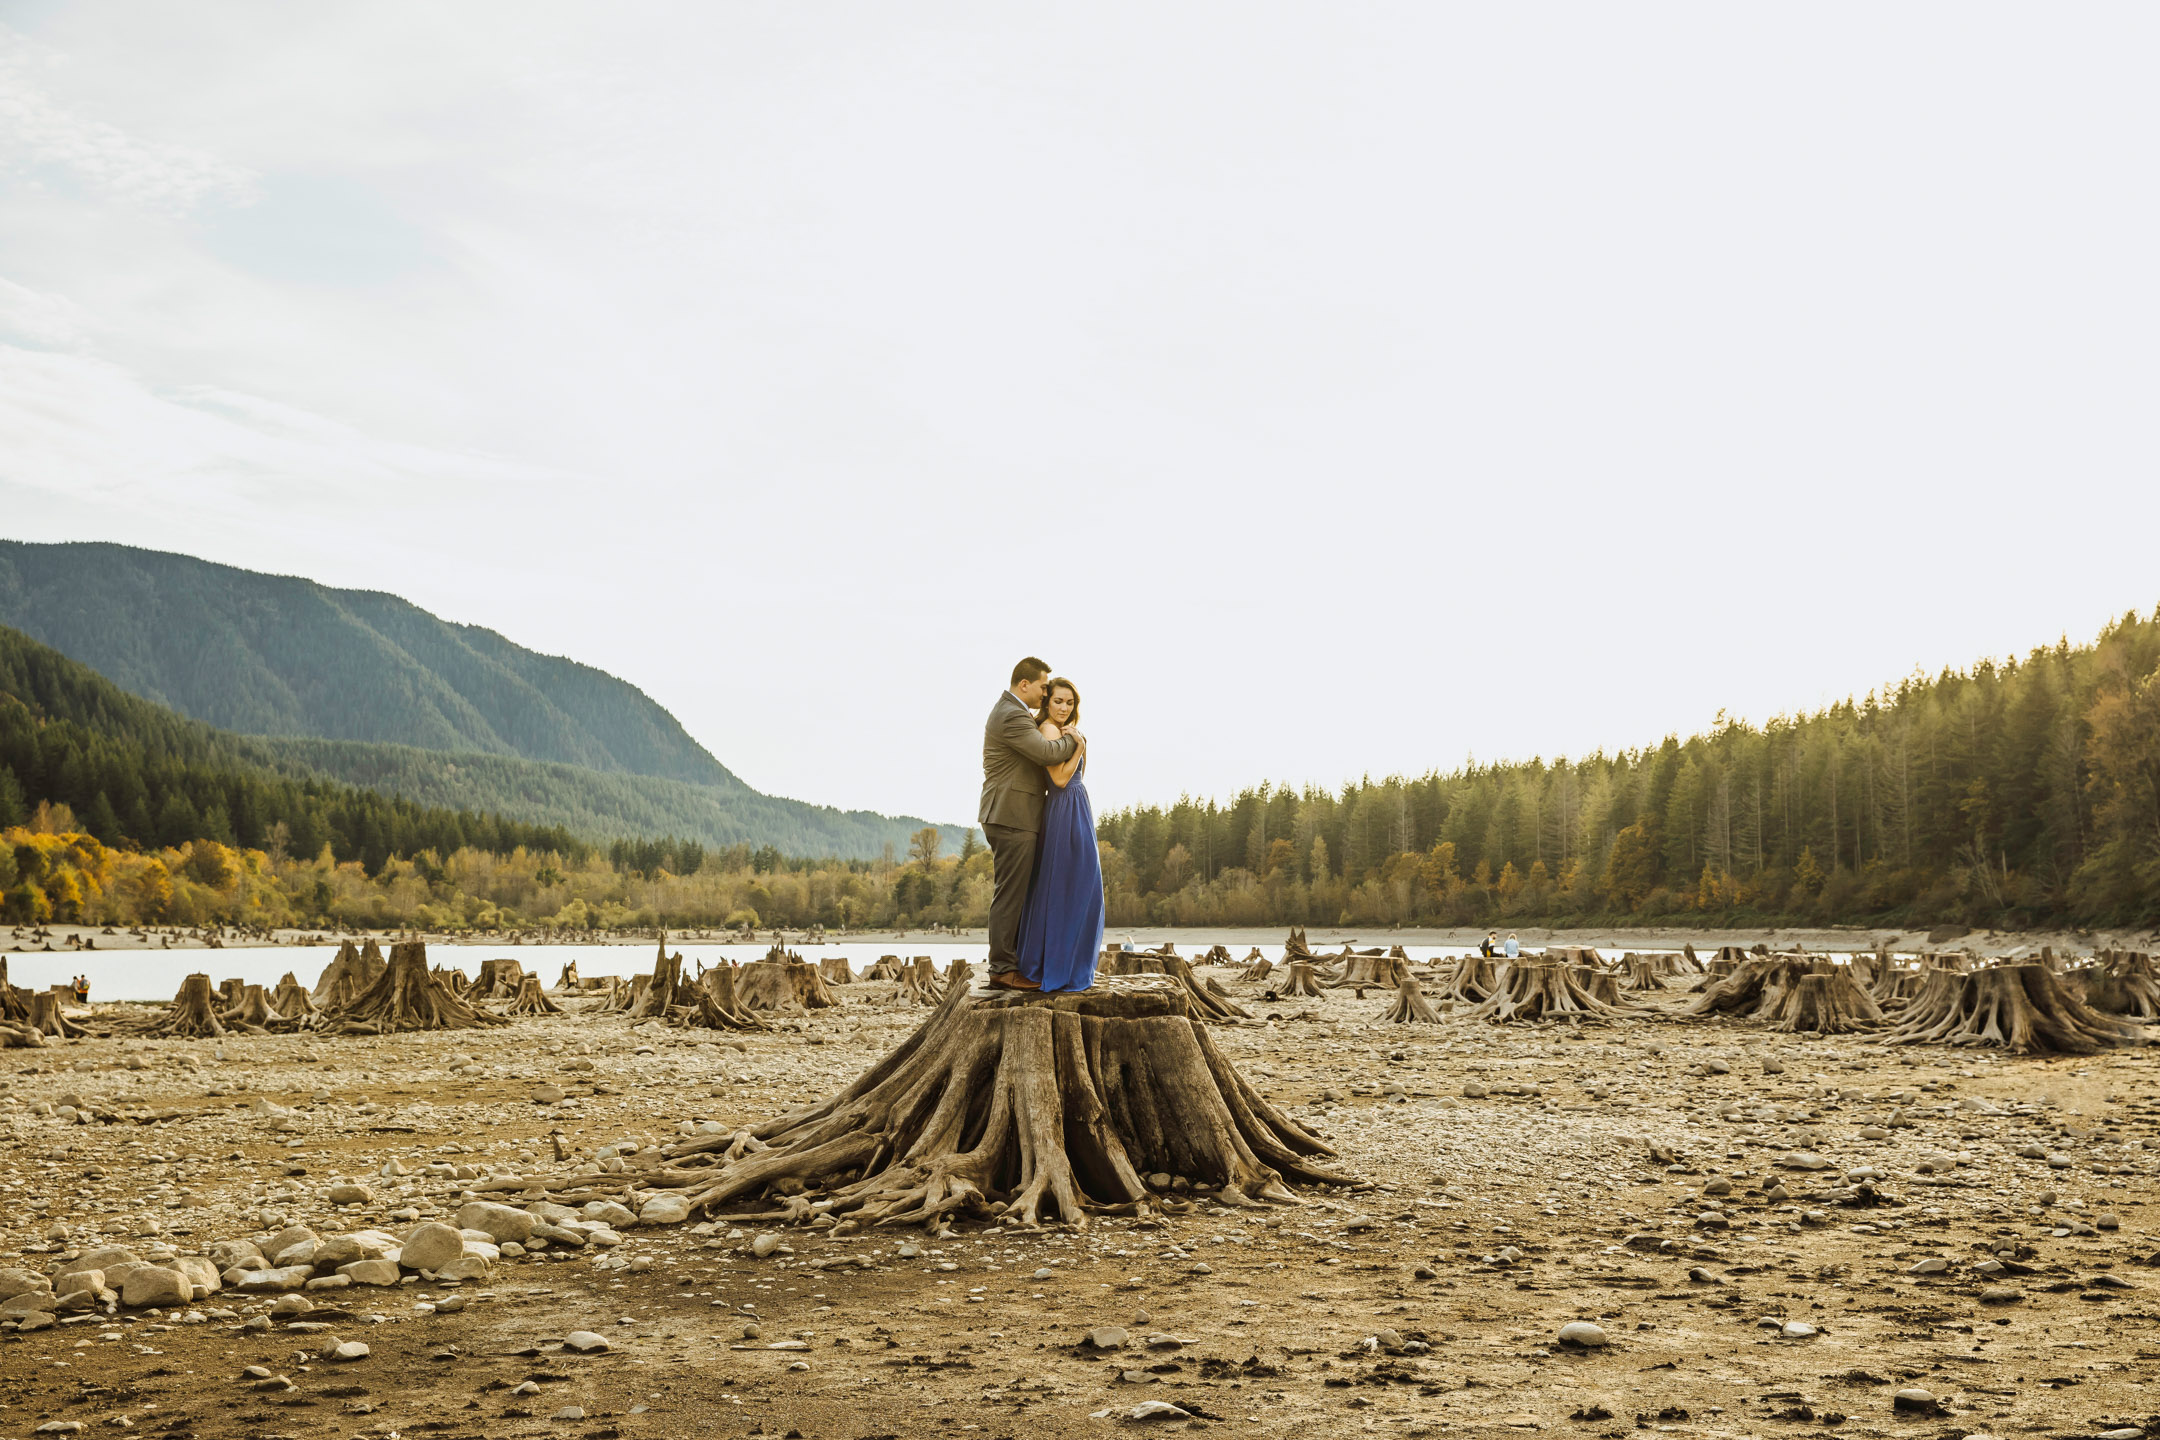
[630,975,1347,1229]
[506,975,564,1015]
[1377,969,1442,1024]
[1876,964,2145,1054]
[328,941,509,1033]
[1462,960,1627,1023]
[155,973,226,1039]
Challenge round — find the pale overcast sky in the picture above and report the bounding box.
[2,4,2156,827]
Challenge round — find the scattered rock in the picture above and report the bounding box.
[563,1330,610,1353]
[1557,1321,1608,1348]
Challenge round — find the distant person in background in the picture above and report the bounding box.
[72,974,89,1004]
[1480,931,1499,958]
[1504,933,1520,959]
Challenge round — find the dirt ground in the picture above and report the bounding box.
[3,953,2157,1440]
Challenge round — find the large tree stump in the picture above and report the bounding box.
[897,957,942,1006]
[1876,963,2145,1054]
[312,941,375,1009]
[328,941,510,1033]
[28,989,90,1039]
[219,984,287,1032]
[1277,960,1323,997]
[1763,970,1882,1034]
[1378,970,1442,1024]
[739,958,840,1011]
[271,972,317,1022]
[678,965,766,1031]
[216,977,244,1009]
[155,973,227,1039]
[507,975,564,1015]
[2072,952,2160,1021]
[1462,960,1627,1023]
[468,959,526,1001]
[1431,954,1497,1004]
[645,976,1347,1229]
[1328,949,1393,989]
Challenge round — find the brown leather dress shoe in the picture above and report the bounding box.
[986,972,1041,991]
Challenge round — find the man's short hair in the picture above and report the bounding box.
[1011,656,1051,686]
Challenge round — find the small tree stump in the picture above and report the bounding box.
[271,973,316,1021]
[867,955,906,982]
[819,956,856,986]
[1432,954,1497,1004]
[219,984,287,1032]
[897,957,942,1005]
[1462,960,1626,1023]
[328,941,510,1033]
[28,989,89,1039]
[1378,970,1441,1024]
[468,959,526,1001]
[1241,956,1275,983]
[1278,960,1322,997]
[652,976,1346,1228]
[1329,950,1393,990]
[507,975,564,1015]
[0,956,30,1025]
[630,951,697,1019]
[1877,963,2145,1054]
[740,958,840,1011]
[312,940,376,1009]
[552,961,582,993]
[2071,952,2160,1020]
[1619,955,1668,991]
[156,973,227,1039]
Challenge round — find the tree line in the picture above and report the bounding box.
[1095,608,2160,930]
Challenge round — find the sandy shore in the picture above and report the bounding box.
[0,953,2154,1438]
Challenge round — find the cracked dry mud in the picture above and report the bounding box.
[3,960,2158,1440]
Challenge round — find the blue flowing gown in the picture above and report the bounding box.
[1017,758,1104,992]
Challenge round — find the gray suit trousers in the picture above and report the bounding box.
[983,821,1039,974]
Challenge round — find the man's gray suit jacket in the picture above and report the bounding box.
[979,690,1079,833]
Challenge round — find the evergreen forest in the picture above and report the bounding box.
[1095,609,2160,932]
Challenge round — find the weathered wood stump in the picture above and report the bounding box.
[1686,957,1810,1019]
[897,956,942,1005]
[552,961,582,993]
[1378,970,1442,1024]
[1571,966,1624,1007]
[1876,964,2145,1054]
[680,965,767,1031]
[29,989,90,1039]
[1432,954,1497,1004]
[0,955,29,1026]
[219,984,287,1032]
[155,973,227,1039]
[819,956,856,986]
[867,955,906,982]
[1329,949,1394,989]
[1277,960,1323,997]
[328,941,510,1033]
[739,959,840,1011]
[1763,970,1882,1034]
[271,973,316,1022]
[2072,952,2160,1020]
[646,976,1346,1228]
[1462,960,1626,1023]
[630,951,698,1019]
[1619,954,1668,991]
[506,975,564,1015]
[468,958,526,1001]
[313,940,374,1009]
[1240,956,1275,982]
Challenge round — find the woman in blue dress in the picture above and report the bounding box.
[1016,677,1104,993]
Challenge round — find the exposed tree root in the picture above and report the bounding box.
[0,1021,43,1048]
[1876,963,2145,1054]
[1763,970,1882,1034]
[1378,970,1442,1024]
[507,975,565,1015]
[634,976,1350,1229]
[155,973,227,1039]
[328,941,510,1033]
[1462,960,1627,1023]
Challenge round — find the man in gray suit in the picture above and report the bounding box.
[980,656,1081,991]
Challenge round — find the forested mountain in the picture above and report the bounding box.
[0,622,584,871]
[0,541,742,781]
[0,542,959,857]
[1097,608,2160,931]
